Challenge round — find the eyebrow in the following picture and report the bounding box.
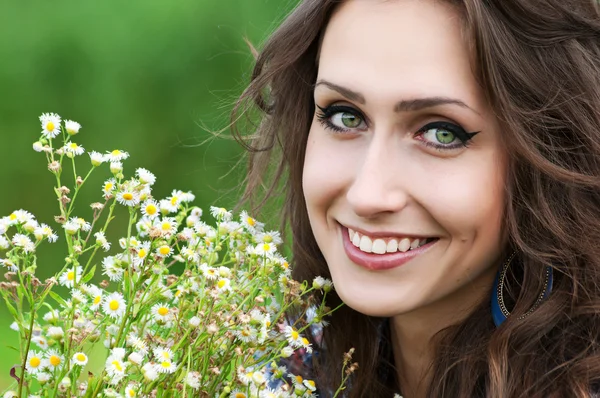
[314,79,479,115]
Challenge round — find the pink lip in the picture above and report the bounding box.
[341,226,438,271]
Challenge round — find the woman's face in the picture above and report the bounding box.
[303,0,508,318]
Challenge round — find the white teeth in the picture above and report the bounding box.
[352,232,360,247]
[398,238,411,253]
[359,236,373,253]
[348,228,433,255]
[372,239,387,254]
[386,239,398,253]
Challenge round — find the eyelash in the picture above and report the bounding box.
[315,104,480,151]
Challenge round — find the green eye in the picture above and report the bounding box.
[340,113,362,128]
[435,128,455,144]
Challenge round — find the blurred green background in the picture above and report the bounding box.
[0,0,297,390]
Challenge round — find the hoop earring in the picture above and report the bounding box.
[491,251,553,327]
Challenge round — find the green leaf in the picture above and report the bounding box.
[3,297,19,320]
[82,265,96,284]
[49,291,68,308]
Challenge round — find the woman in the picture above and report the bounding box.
[233,0,600,396]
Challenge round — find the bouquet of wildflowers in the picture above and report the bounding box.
[0,113,347,397]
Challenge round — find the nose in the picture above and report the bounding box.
[346,135,410,218]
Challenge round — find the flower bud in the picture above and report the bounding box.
[33,141,44,152]
[110,161,122,175]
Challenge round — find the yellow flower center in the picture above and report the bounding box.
[67,271,75,281]
[161,222,171,231]
[175,289,182,297]
[170,196,178,205]
[246,217,255,226]
[9,213,16,221]
[291,330,299,340]
[138,249,147,259]
[263,243,271,252]
[217,279,227,289]
[306,380,316,388]
[301,337,310,345]
[295,375,303,383]
[93,296,101,305]
[235,394,247,398]
[128,390,136,397]
[46,121,55,131]
[159,246,170,255]
[157,307,169,316]
[161,361,171,368]
[111,150,121,156]
[76,353,86,362]
[282,261,289,269]
[123,192,134,201]
[49,355,61,366]
[145,204,157,215]
[69,143,78,149]
[109,300,120,311]
[105,183,114,192]
[29,357,41,368]
[241,329,250,337]
[162,352,170,359]
[112,360,123,371]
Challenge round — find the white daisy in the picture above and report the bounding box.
[31,335,48,350]
[94,231,111,251]
[159,199,178,214]
[209,206,232,221]
[140,199,159,218]
[158,217,177,237]
[25,350,44,374]
[64,120,81,135]
[136,168,156,185]
[284,326,303,347]
[200,263,218,280]
[59,267,81,288]
[11,234,35,253]
[39,113,61,138]
[155,359,177,374]
[63,142,85,156]
[102,178,117,197]
[215,278,231,292]
[44,349,63,370]
[71,217,91,232]
[89,151,105,167]
[63,220,80,235]
[105,356,127,376]
[153,347,173,362]
[124,386,138,397]
[155,244,172,258]
[35,224,58,243]
[72,352,88,366]
[0,259,17,272]
[88,285,104,310]
[254,242,276,257]
[240,210,264,231]
[151,303,172,323]
[105,149,129,162]
[116,190,140,207]
[102,292,126,318]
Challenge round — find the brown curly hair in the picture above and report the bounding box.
[232,1,600,396]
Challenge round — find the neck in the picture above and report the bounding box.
[390,265,497,398]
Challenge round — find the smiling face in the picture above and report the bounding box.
[302,0,508,318]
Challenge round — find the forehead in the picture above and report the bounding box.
[318,0,482,107]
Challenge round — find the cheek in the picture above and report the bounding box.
[302,128,348,209]
[423,152,506,243]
